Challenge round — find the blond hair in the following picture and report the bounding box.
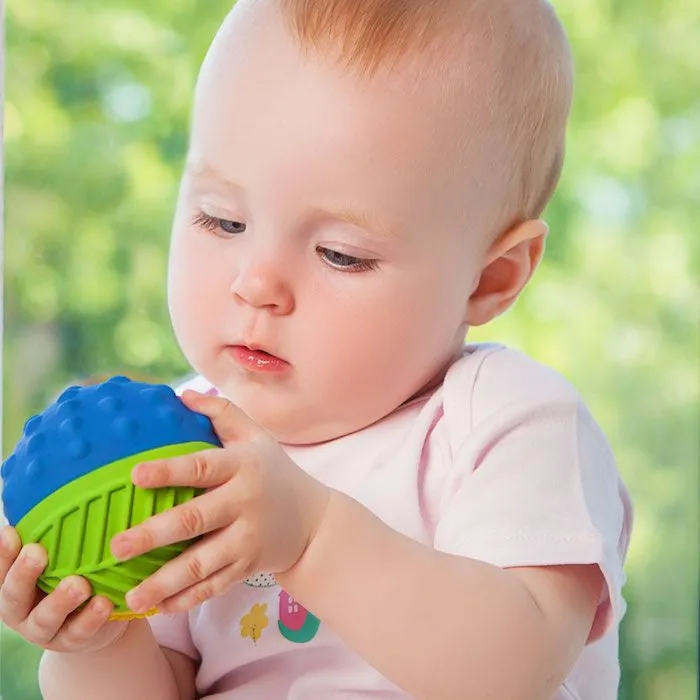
[278,0,573,235]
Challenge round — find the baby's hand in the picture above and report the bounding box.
[111,390,331,615]
[0,527,128,652]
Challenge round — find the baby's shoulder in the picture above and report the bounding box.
[441,344,588,445]
[445,343,581,408]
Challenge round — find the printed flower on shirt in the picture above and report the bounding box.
[240,603,269,644]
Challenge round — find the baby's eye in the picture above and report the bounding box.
[219,219,246,235]
[317,247,379,273]
[192,212,247,236]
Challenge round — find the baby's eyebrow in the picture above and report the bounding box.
[185,160,244,192]
[313,206,401,241]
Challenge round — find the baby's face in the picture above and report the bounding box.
[168,3,490,444]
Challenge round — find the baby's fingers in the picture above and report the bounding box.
[0,543,46,626]
[46,592,117,652]
[21,576,92,647]
[0,526,22,583]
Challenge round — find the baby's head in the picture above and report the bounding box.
[167,0,573,444]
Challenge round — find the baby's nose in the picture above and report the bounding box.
[229,264,294,315]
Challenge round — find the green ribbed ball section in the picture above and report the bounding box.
[15,442,212,620]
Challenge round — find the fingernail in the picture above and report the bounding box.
[60,579,79,596]
[112,537,132,559]
[23,549,43,568]
[127,591,145,613]
[0,528,11,550]
[91,597,109,615]
[132,464,148,484]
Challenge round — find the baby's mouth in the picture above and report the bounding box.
[227,345,290,373]
[240,343,284,360]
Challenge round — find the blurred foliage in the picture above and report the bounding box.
[2,0,698,698]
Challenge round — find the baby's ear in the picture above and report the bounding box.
[465,219,548,327]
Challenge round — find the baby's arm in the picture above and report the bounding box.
[277,491,602,700]
[279,352,629,700]
[39,619,196,700]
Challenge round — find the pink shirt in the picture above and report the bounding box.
[150,344,633,699]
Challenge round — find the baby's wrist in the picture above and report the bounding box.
[302,477,333,551]
[279,486,344,588]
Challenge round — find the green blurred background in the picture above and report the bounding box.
[1,0,698,698]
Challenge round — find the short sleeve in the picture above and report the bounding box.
[148,611,200,661]
[434,347,633,643]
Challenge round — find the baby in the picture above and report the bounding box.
[0,0,633,698]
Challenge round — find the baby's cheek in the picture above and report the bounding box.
[168,276,210,357]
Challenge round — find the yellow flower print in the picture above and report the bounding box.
[240,603,269,644]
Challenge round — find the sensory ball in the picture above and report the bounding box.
[1,376,222,620]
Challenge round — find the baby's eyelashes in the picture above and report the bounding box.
[192,211,247,237]
[316,247,379,273]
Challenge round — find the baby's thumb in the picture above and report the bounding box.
[180,390,258,444]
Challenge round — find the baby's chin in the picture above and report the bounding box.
[239,403,368,446]
[211,382,387,446]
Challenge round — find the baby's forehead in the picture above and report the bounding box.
[207,0,571,148]
[201,0,572,234]
[203,2,505,147]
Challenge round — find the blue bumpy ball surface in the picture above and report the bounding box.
[1,376,221,526]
